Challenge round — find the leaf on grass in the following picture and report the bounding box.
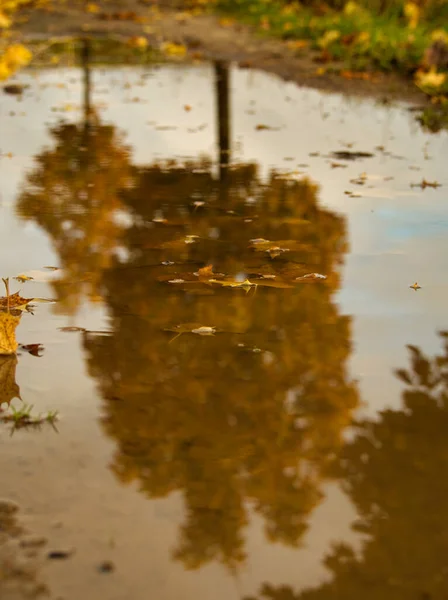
[415,68,447,91]
[0,312,20,355]
[161,42,187,58]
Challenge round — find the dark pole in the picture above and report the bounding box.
[80,38,92,130]
[214,61,231,182]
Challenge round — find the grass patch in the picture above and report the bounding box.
[217,0,448,75]
[1,402,59,431]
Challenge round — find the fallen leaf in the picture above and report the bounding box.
[191,326,216,336]
[14,274,34,283]
[0,312,20,355]
[0,355,20,405]
[0,291,34,311]
[165,323,218,340]
[128,36,148,49]
[195,264,215,280]
[415,67,447,90]
[410,178,441,189]
[296,273,327,282]
[410,282,421,290]
[255,124,280,131]
[331,150,374,160]
[161,42,187,58]
[19,343,44,357]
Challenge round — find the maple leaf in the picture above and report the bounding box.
[0,312,20,355]
[0,291,34,311]
[0,355,20,405]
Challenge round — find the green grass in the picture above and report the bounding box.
[1,403,59,431]
[217,0,448,75]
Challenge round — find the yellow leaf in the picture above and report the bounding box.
[128,36,148,49]
[287,39,309,50]
[0,11,12,28]
[86,2,99,13]
[0,61,11,81]
[431,29,448,44]
[318,30,340,49]
[415,67,447,90]
[4,44,32,68]
[404,2,419,29]
[161,42,186,58]
[0,312,20,355]
[344,1,361,16]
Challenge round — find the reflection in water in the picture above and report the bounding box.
[81,162,358,571]
[16,49,359,574]
[0,500,48,598]
[247,334,448,600]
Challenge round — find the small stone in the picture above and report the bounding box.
[47,549,74,560]
[97,560,115,573]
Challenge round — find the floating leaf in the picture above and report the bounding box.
[14,274,34,283]
[331,151,374,161]
[191,326,216,336]
[19,343,44,357]
[296,273,327,282]
[410,178,441,189]
[165,323,218,340]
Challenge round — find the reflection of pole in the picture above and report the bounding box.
[80,37,92,129]
[215,61,230,181]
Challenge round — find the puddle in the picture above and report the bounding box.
[1,42,448,599]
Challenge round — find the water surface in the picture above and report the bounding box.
[1,50,448,600]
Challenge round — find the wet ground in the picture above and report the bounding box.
[1,43,448,600]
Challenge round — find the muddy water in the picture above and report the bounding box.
[1,54,448,600]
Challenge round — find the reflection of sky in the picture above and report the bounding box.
[1,62,448,598]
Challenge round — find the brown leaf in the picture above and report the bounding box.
[0,355,20,405]
[19,343,44,357]
[196,264,215,280]
[0,291,34,311]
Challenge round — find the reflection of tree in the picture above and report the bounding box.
[82,161,358,571]
[248,334,448,600]
[17,119,133,314]
[16,40,134,315]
